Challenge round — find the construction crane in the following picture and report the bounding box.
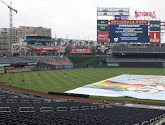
[0,0,17,54]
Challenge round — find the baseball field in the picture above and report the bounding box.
[1,68,165,103]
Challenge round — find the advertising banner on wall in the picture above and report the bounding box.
[33,48,61,50]
[97,46,109,54]
[56,65,64,70]
[97,31,109,42]
[0,68,4,73]
[4,66,14,69]
[69,49,92,54]
[107,62,120,67]
[0,64,11,67]
[150,21,161,31]
[64,65,73,69]
[149,32,160,43]
[110,20,148,42]
[22,68,31,72]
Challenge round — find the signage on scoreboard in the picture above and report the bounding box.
[97,20,109,24]
[97,31,109,42]
[135,11,156,18]
[149,32,160,43]
[69,49,92,54]
[150,21,161,31]
[97,8,129,16]
[97,20,109,31]
[110,20,148,24]
[110,20,148,42]
[115,15,128,20]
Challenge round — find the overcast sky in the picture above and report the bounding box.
[0,0,165,40]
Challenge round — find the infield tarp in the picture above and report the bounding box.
[66,74,165,100]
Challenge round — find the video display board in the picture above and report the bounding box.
[110,20,148,42]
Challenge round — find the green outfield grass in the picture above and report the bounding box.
[1,68,165,103]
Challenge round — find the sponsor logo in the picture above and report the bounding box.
[149,32,160,43]
[98,46,108,53]
[97,31,109,42]
[107,63,119,67]
[135,11,156,18]
[98,34,109,38]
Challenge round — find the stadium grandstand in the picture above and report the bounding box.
[1,5,165,125]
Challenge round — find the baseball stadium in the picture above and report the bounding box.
[1,6,165,125]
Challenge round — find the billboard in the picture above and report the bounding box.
[110,20,148,42]
[97,31,109,42]
[97,46,109,54]
[115,16,128,20]
[69,49,92,54]
[150,21,161,31]
[149,32,160,43]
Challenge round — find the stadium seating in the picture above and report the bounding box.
[0,56,13,63]
[106,56,119,62]
[111,46,165,54]
[122,46,138,53]
[0,56,34,64]
[112,46,121,53]
[154,47,165,53]
[25,56,72,66]
[0,87,165,125]
[137,47,154,53]
[7,56,34,63]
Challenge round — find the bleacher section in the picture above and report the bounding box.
[0,88,165,125]
[0,56,34,64]
[25,56,71,65]
[106,56,164,63]
[108,46,165,66]
[112,46,165,54]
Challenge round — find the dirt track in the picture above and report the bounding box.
[1,82,165,106]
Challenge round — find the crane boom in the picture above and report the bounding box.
[0,0,17,13]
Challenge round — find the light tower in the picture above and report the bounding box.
[0,0,17,54]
